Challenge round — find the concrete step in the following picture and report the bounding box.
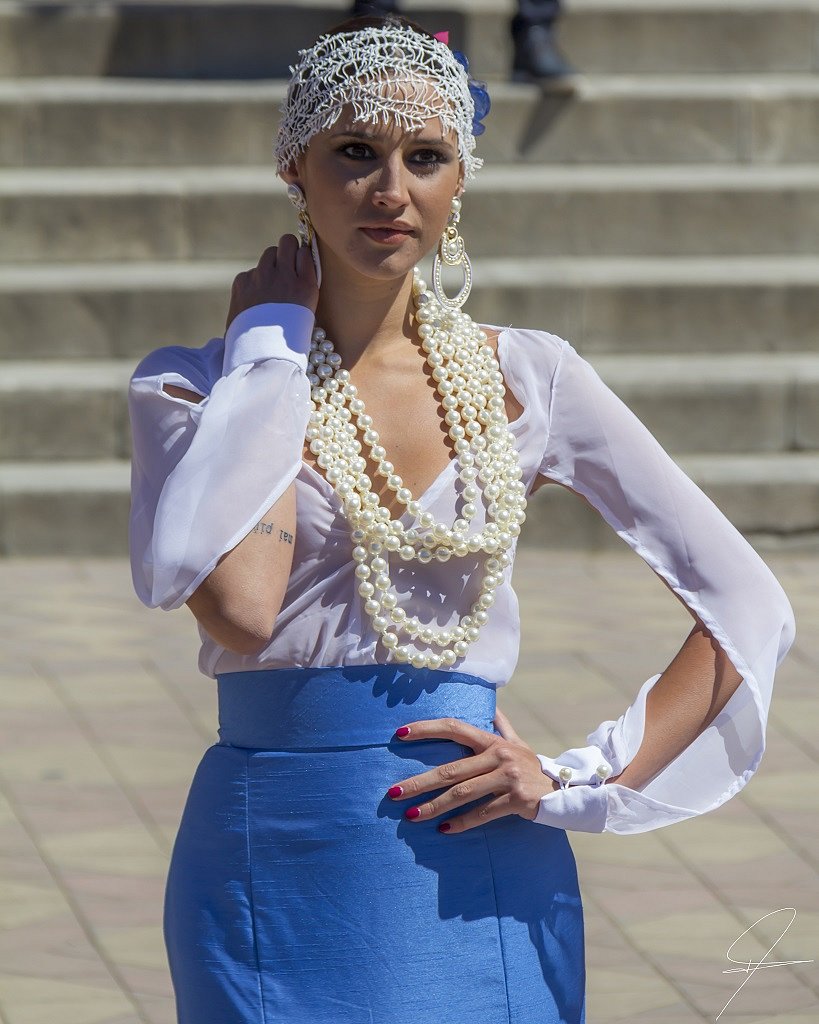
[6,164,819,263]
[527,451,819,552]
[1,1,818,79]
[0,361,132,461]
[8,75,819,168]
[3,354,818,461]
[0,460,130,556]
[593,353,819,455]
[3,452,818,556]
[5,256,819,360]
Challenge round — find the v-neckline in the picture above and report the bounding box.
[300,325,528,517]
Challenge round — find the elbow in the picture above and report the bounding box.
[779,595,797,661]
[186,591,277,656]
[224,628,274,657]
[214,605,277,656]
[207,616,275,657]
[756,569,796,662]
[220,598,279,656]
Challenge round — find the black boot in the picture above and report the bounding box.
[350,0,401,15]
[512,23,575,82]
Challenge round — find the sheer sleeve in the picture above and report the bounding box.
[128,302,315,611]
[530,339,796,835]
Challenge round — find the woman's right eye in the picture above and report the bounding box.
[338,143,372,159]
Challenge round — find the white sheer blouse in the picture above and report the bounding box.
[128,303,795,836]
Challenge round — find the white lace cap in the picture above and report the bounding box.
[274,24,483,182]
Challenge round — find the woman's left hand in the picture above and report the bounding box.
[387,706,560,833]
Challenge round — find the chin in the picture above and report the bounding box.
[349,250,423,282]
[322,236,431,283]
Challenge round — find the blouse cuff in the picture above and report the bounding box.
[223,302,315,376]
[537,748,614,788]
[534,780,610,832]
[534,674,657,833]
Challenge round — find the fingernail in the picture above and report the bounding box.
[405,806,421,819]
[438,822,451,833]
[387,786,403,799]
[395,726,411,737]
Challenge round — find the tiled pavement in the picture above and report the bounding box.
[0,550,816,1024]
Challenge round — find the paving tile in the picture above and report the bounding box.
[768,700,819,761]
[676,973,818,1022]
[0,975,134,1024]
[0,928,113,986]
[735,1016,819,1023]
[0,737,118,788]
[0,675,60,710]
[51,670,170,709]
[131,993,176,1024]
[39,827,167,879]
[95,926,168,973]
[727,1018,819,1024]
[707,884,819,913]
[59,878,168,939]
[660,817,794,865]
[611,1008,701,1024]
[586,967,682,1017]
[571,829,683,868]
[85,745,204,788]
[0,881,70,930]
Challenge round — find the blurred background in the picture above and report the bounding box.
[2,0,819,552]
[0,2,818,1023]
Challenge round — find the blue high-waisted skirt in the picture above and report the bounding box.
[164,665,586,1023]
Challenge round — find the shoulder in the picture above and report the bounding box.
[482,324,570,386]
[482,324,567,360]
[130,336,224,394]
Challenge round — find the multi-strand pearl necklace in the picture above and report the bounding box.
[304,267,527,669]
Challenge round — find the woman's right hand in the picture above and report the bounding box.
[225,234,319,332]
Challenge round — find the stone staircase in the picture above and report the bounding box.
[2,0,819,554]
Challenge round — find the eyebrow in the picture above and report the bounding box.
[331,128,455,150]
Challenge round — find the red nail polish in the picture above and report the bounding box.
[396,726,411,737]
[387,785,403,798]
[438,822,451,833]
[405,806,421,819]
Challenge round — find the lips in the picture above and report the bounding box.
[360,225,414,244]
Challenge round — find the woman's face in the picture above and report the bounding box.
[280,99,464,284]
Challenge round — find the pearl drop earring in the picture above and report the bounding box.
[286,182,323,287]
[432,195,472,310]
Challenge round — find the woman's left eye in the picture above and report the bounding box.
[412,150,448,167]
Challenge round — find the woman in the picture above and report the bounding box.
[127,14,795,1024]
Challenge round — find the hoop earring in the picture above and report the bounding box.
[286,182,322,287]
[432,196,472,310]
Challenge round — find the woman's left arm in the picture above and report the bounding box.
[604,616,743,792]
[528,338,796,835]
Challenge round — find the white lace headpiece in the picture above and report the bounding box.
[274,24,483,182]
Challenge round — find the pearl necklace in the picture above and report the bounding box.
[305,267,527,669]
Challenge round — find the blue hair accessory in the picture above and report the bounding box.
[450,47,491,137]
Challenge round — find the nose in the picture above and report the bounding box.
[371,154,410,208]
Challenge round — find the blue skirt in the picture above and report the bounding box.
[164,665,586,1023]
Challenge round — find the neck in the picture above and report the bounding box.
[312,251,418,369]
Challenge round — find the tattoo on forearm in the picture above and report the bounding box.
[251,521,293,544]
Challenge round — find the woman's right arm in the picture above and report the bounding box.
[128,237,318,654]
[162,380,301,655]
